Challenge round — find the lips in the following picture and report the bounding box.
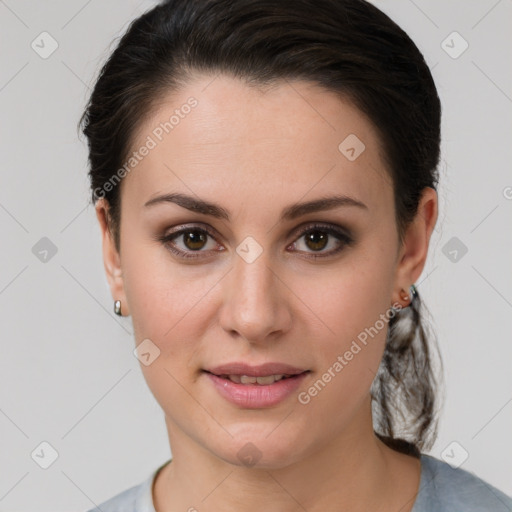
[203,362,310,407]
[204,362,308,378]
[220,374,292,385]
[205,370,310,408]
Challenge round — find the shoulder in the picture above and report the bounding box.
[413,453,512,511]
[84,472,155,512]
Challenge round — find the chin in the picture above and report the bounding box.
[208,434,306,471]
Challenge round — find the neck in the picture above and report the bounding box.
[153,396,421,512]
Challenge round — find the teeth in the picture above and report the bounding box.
[223,374,288,384]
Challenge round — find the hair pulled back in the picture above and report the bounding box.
[79,0,443,455]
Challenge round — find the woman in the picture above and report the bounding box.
[80,0,512,510]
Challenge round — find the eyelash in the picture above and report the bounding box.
[156,223,354,261]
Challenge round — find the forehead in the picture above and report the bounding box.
[122,73,393,216]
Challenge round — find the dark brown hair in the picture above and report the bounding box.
[79,0,443,455]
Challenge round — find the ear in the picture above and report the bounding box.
[392,186,438,306]
[95,198,130,317]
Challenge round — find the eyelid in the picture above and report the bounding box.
[291,221,351,238]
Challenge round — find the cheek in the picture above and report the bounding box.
[297,252,394,407]
[304,248,393,343]
[298,300,388,430]
[121,238,181,332]
[127,262,209,420]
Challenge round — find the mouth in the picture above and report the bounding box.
[203,371,308,385]
[203,368,311,408]
[203,361,309,379]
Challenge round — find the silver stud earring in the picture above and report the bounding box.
[114,300,122,316]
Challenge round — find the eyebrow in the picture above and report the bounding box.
[144,192,368,221]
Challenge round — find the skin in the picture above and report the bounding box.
[96,73,438,512]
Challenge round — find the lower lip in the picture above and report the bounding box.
[204,371,309,408]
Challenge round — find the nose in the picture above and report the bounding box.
[218,248,292,344]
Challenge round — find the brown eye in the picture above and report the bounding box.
[159,226,221,259]
[290,223,354,259]
[181,229,208,251]
[303,230,329,252]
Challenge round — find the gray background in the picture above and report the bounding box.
[0,0,511,510]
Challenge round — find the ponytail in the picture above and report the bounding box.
[371,288,444,456]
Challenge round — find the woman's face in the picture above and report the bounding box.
[97,73,436,468]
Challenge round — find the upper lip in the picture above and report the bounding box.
[204,362,309,377]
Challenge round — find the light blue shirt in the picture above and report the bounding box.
[85,453,512,511]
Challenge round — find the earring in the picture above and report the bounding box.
[400,288,410,303]
[400,284,418,306]
[114,300,123,316]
